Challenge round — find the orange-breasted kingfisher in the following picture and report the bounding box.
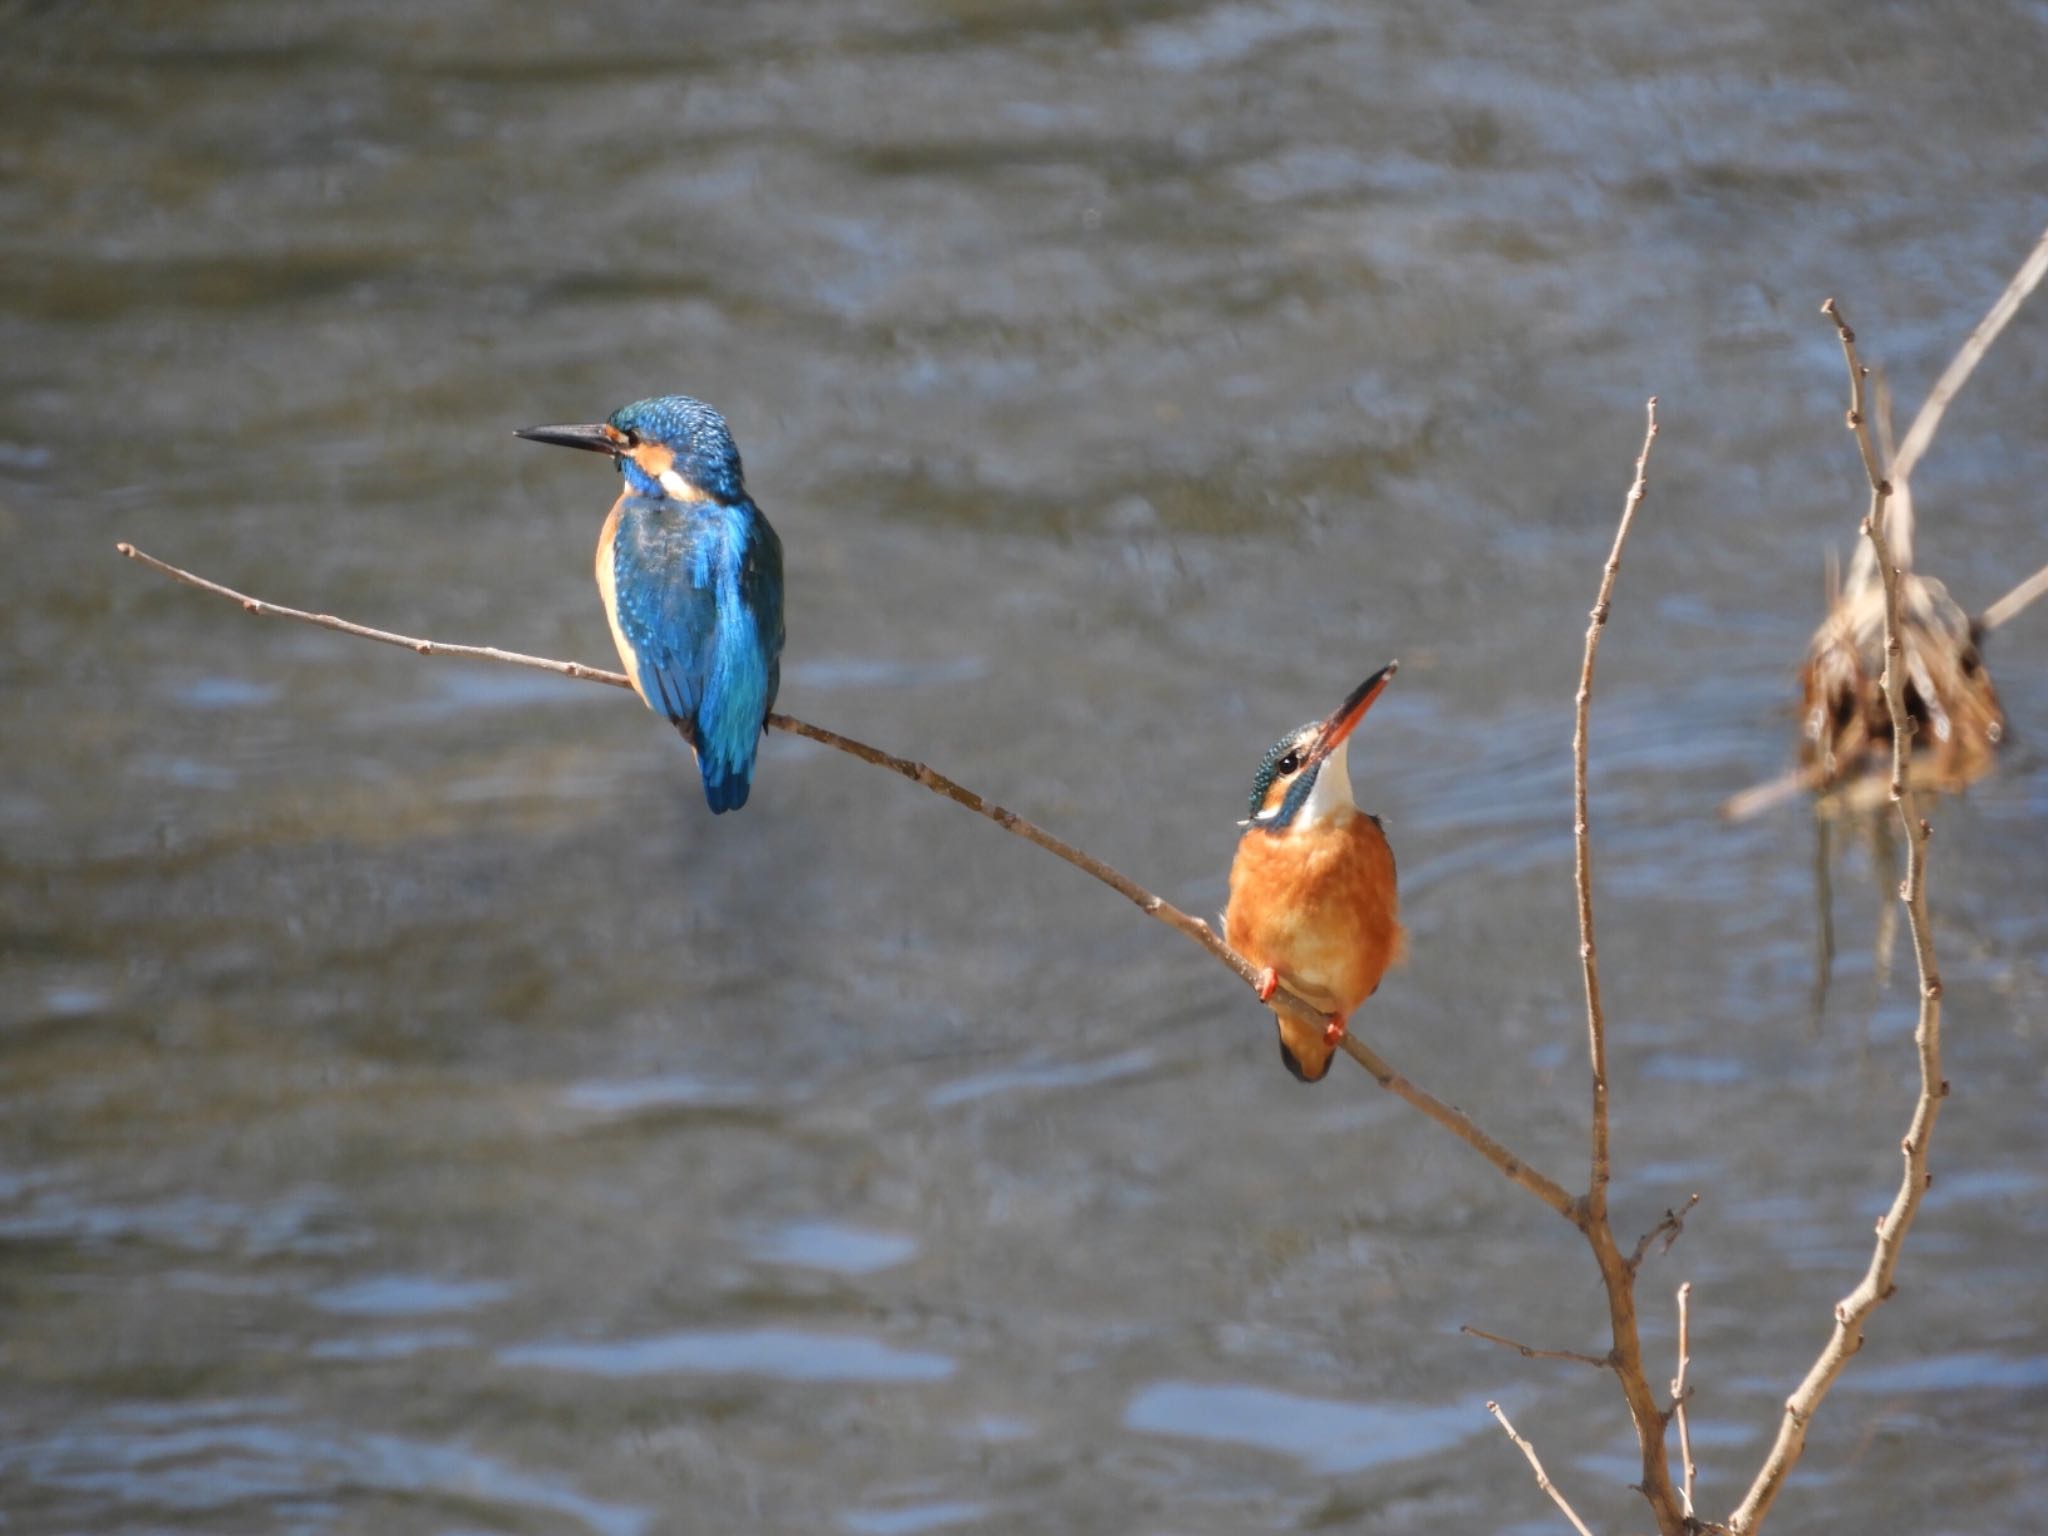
[1223,662,1405,1082]
[516,395,784,813]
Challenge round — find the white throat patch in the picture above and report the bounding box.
[658,467,707,503]
[1295,737,1356,829]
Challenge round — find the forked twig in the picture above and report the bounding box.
[1488,1401,1597,1536]
[1628,1193,1702,1273]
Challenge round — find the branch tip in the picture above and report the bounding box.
[1487,1401,1599,1536]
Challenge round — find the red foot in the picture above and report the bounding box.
[1254,967,1279,1003]
[1323,1014,1349,1048]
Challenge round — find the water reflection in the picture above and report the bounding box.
[843,1500,995,1536]
[312,1274,511,1315]
[3,1410,653,1536]
[501,1328,957,1383]
[747,1219,919,1274]
[1124,1382,1493,1475]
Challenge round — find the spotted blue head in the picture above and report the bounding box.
[515,394,747,504]
[1242,661,1398,834]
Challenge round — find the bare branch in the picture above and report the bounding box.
[1487,1401,1598,1536]
[116,541,1581,1221]
[1627,1193,1702,1273]
[1577,397,1658,1221]
[1727,301,1949,1535]
[1461,1324,1612,1370]
[1979,558,2048,632]
[1673,1282,1697,1520]
[1553,405,1687,1536]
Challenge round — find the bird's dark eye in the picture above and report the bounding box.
[1276,750,1301,775]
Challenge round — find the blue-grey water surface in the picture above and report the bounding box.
[4,3,2047,1533]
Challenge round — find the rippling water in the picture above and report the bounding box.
[4,2,2046,1532]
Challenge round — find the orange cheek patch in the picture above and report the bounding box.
[630,442,709,501]
[1259,775,1295,818]
[630,442,676,480]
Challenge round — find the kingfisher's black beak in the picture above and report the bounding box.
[514,423,620,455]
[1308,660,1397,766]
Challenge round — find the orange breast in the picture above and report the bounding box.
[594,495,650,709]
[1224,813,1403,1017]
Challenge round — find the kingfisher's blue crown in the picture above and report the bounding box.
[610,395,747,503]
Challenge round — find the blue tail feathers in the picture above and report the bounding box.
[697,745,756,814]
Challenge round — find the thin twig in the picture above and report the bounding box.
[1562,403,1686,1536]
[1627,1193,1702,1273]
[1461,1325,1611,1370]
[1979,558,2048,632]
[119,542,640,690]
[1673,1282,1697,1519]
[1577,397,1657,1222]
[116,540,1580,1220]
[1487,1401,1597,1536]
[1727,302,1948,1535]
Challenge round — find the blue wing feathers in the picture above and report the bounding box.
[609,496,783,814]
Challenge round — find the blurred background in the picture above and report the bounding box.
[3,2,2046,1532]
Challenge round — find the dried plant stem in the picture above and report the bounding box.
[1980,558,2048,632]
[1673,1281,1697,1518]
[1889,221,2048,488]
[1488,1401,1597,1536]
[116,540,1577,1218]
[1725,303,1948,1535]
[1718,767,1821,823]
[1847,220,2048,588]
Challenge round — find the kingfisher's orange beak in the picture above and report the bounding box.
[1307,660,1397,766]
